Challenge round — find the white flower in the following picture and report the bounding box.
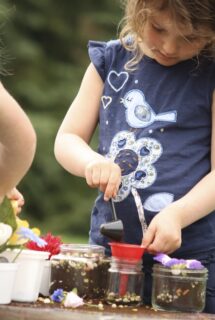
[0,223,13,246]
[63,291,84,308]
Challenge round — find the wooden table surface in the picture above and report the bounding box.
[1,303,215,320]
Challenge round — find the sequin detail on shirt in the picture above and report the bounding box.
[107,131,163,202]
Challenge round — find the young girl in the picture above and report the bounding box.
[55,0,215,312]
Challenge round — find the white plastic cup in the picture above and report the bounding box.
[3,249,49,302]
[0,263,18,304]
[40,259,51,296]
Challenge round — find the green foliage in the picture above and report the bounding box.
[0,197,17,232]
[0,197,17,253]
[0,1,123,237]
[60,233,89,244]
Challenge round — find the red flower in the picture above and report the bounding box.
[25,232,62,259]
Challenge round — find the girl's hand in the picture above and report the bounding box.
[141,203,182,254]
[85,159,121,201]
[7,187,25,214]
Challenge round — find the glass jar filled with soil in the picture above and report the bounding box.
[152,263,208,312]
[105,242,145,306]
[105,257,144,306]
[50,244,110,299]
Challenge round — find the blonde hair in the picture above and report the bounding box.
[119,0,215,70]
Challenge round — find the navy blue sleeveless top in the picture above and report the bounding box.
[88,39,215,257]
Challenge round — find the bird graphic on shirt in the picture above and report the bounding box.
[121,89,177,128]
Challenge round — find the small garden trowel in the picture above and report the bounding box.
[100,198,124,242]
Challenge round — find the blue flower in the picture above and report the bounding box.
[165,258,187,268]
[51,289,64,303]
[154,253,204,270]
[186,259,204,270]
[17,227,47,248]
[154,253,171,265]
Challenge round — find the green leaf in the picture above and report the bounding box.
[6,244,22,249]
[72,288,78,295]
[0,243,7,253]
[0,197,17,231]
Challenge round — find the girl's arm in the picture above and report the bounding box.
[55,63,104,176]
[142,90,215,254]
[0,83,36,201]
[54,63,121,200]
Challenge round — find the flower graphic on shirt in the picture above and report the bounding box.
[107,131,162,202]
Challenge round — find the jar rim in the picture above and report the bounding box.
[60,243,105,254]
[111,257,143,264]
[153,263,208,274]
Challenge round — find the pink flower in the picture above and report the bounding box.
[63,292,84,308]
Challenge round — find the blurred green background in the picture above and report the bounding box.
[0,0,123,242]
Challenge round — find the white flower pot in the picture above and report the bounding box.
[3,249,49,302]
[0,263,18,304]
[40,259,51,296]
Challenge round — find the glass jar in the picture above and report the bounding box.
[105,257,144,306]
[50,244,110,299]
[152,264,208,312]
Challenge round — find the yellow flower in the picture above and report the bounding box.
[8,218,41,246]
[11,200,19,215]
[31,228,40,236]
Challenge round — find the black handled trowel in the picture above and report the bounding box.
[100,198,124,242]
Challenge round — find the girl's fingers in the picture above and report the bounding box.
[113,187,119,199]
[7,188,25,215]
[145,234,181,254]
[17,197,25,207]
[85,165,99,187]
[141,226,156,248]
[99,169,111,192]
[91,166,101,187]
[85,160,122,199]
[85,169,93,186]
[104,171,120,201]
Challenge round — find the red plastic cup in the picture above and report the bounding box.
[109,242,145,261]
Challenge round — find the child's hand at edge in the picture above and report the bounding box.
[85,158,121,201]
[7,187,25,214]
[141,203,182,254]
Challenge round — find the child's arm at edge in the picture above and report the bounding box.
[0,82,36,201]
